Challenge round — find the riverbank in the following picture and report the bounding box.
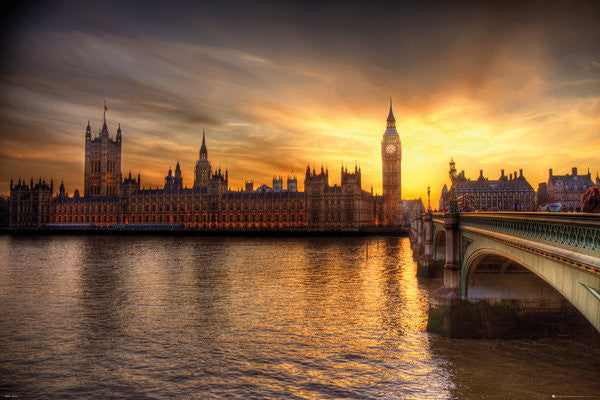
[1,226,408,237]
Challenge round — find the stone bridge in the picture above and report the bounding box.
[410,211,600,338]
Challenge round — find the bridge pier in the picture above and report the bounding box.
[427,212,465,335]
[411,212,424,259]
[417,211,441,277]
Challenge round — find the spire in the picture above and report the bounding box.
[387,98,395,127]
[200,129,207,160]
[99,103,109,137]
[383,98,398,136]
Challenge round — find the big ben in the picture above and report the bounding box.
[381,99,402,226]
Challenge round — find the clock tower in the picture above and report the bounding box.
[381,99,402,226]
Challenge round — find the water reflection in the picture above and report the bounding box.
[0,235,598,399]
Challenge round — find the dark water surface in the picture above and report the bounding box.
[1,235,599,399]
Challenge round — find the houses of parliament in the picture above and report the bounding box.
[9,103,403,231]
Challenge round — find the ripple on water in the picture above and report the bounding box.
[0,235,599,399]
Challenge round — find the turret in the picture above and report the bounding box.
[99,100,109,138]
[117,123,122,142]
[85,121,91,139]
[59,181,66,198]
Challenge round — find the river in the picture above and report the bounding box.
[0,235,598,399]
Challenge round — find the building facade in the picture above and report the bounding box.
[305,165,377,230]
[381,100,402,226]
[10,105,394,231]
[547,167,595,211]
[84,109,122,197]
[441,163,535,211]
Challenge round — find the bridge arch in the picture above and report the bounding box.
[460,235,600,334]
[433,228,446,262]
[426,212,600,337]
[463,248,563,301]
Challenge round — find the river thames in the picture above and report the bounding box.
[1,235,599,399]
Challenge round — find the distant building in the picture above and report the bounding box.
[438,184,448,211]
[0,196,9,227]
[537,182,548,208]
[9,178,54,228]
[441,165,535,211]
[402,199,425,226]
[547,167,595,211]
[304,165,377,230]
[9,104,396,231]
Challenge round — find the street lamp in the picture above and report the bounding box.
[449,158,458,213]
[427,185,431,211]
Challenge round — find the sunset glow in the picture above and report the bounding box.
[1,1,599,206]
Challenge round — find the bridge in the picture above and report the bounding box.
[410,211,600,338]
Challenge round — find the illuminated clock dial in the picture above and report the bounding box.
[385,144,396,154]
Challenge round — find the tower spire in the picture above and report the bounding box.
[387,98,395,128]
[200,129,207,160]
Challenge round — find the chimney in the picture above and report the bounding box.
[549,168,553,177]
[572,167,577,176]
[509,173,513,180]
[519,169,523,178]
[501,169,505,178]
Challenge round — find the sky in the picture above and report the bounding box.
[1,0,599,205]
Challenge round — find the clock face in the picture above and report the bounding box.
[385,144,396,154]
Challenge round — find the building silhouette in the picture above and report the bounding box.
[9,103,401,230]
[546,167,595,211]
[440,163,535,211]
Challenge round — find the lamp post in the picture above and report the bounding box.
[449,158,457,213]
[427,185,431,211]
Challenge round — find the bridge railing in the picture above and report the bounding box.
[456,212,600,258]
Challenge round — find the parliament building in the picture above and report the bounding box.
[9,104,404,231]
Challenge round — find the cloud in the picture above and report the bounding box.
[0,0,599,204]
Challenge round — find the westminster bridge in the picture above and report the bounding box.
[410,211,600,338]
